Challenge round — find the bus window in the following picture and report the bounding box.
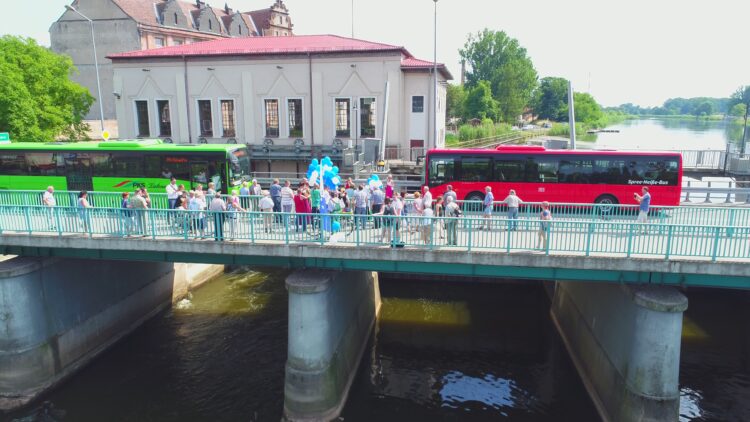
[0,153,26,175]
[494,159,524,182]
[26,153,58,176]
[91,153,113,176]
[229,148,250,186]
[558,158,593,184]
[208,160,225,192]
[144,156,162,179]
[163,156,190,181]
[113,156,143,177]
[459,157,492,182]
[593,159,625,184]
[428,155,455,185]
[526,158,558,183]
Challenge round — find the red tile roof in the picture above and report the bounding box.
[108,34,452,79]
[401,57,452,80]
[110,34,407,58]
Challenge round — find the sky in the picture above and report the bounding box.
[3,0,749,107]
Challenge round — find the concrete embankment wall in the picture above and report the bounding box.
[551,281,687,422]
[0,256,222,410]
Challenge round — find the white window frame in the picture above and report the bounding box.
[195,98,214,139]
[133,99,151,138]
[262,97,281,138]
[286,97,305,139]
[153,37,165,48]
[332,97,353,139]
[359,97,377,139]
[218,97,237,138]
[153,98,173,138]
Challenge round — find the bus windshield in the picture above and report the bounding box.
[229,147,251,186]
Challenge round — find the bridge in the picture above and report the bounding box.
[1,191,749,422]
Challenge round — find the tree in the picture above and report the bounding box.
[730,103,746,117]
[571,92,603,124]
[531,77,569,121]
[693,101,713,117]
[446,84,467,121]
[460,29,538,123]
[0,36,93,141]
[464,81,499,121]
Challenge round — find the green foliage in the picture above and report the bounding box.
[571,92,603,125]
[464,81,499,121]
[0,36,93,141]
[531,77,569,121]
[446,84,467,120]
[460,29,538,123]
[457,122,513,141]
[730,103,746,117]
[729,86,750,109]
[693,101,713,116]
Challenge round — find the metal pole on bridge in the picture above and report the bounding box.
[568,80,576,150]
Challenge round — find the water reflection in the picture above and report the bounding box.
[341,280,598,421]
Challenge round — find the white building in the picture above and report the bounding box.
[109,34,451,171]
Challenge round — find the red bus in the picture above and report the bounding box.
[424,146,682,206]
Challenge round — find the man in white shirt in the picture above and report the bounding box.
[42,186,56,229]
[166,178,179,209]
[259,192,275,233]
[422,186,433,209]
[502,189,523,231]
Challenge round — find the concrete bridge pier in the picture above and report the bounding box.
[284,270,381,421]
[551,281,687,422]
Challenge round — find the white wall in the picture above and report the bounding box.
[113,53,448,152]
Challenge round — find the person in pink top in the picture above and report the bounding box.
[294,183,312,233]
[385,175,394,199]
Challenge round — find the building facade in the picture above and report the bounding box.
[50,0,293,123]
[109,35,451,171]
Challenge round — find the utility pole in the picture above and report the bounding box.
[433,0,438,149]
[568,80,576,150]
[742,97,749,157]
[66,5,105,133]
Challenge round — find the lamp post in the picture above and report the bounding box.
[65,5,105,133]
[433,0,438,150]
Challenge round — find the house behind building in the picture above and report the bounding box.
[50,0,294,130]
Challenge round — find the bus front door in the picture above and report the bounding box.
[65,157,93,192]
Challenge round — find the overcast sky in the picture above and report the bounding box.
[4,0,749,107]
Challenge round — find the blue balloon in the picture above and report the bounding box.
[332,166,339,174]
[332,221,341,232]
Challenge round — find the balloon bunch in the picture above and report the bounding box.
[367,174,383,191]
[306,156,341,190]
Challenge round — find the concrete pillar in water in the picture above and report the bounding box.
[551,281,687,422]
[284,270,381,421]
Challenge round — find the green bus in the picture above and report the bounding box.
[0,139,250,192]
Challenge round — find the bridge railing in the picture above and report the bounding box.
[2,190,750,229]
[1,205,748,262]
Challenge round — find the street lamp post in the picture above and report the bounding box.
[433,0,438,150]
[65,5,105,133]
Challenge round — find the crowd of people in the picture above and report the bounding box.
[37,177,654,249]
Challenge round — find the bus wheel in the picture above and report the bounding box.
[465,192,484,213]
[594,194,618,214]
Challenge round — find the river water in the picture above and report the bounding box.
[587,118,745,152]
[6,269,750,422]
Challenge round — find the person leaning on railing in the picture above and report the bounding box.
[259,191,275,233]
[537,201,552,250]
[444,196,461,246]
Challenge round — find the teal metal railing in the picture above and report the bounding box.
[0,205,748,262]
[3,190,750,228]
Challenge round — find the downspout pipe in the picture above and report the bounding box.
[184,56,192,144]
[308,53,315,157]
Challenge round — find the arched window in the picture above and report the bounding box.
[238,24,242,35]
[208,19,212,30]
[174,12,178,25]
